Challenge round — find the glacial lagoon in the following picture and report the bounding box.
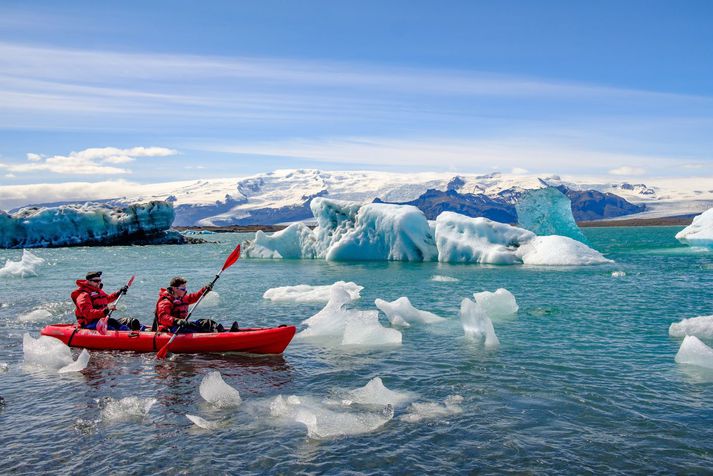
[1,226,713,473]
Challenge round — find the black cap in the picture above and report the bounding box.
[86,271,102,280]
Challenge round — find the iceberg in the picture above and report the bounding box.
[0,201,179,249]
[675,335,713,369]
[473,288,518,319]
[244,199,610,266]
[58,349,90,374]
[0,250,45,278]
[341,311,402,346]
[435,212,534,264]
[199,371,242,408]
[676,208,713,247]
[374,296,446,327]
[669,315,713,339]
[263,281,363,303]
[23,333,75,370]
[515,187,588,243]
[459,298,499,348]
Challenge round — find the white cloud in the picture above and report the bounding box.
[511,167,528,174]
[4,173,15,178]
[608,166,646,176]
[0,146,178,175]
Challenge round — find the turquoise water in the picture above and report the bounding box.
[1,227,713,474]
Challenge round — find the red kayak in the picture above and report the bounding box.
[41,323,296,355]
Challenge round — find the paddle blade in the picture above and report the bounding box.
[96,317,108,335]
[221,244,241,271]
[156,342,170,359]
[127,275,136,288]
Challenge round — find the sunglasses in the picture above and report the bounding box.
[177,286,187,291]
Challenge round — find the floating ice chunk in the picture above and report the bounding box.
[263,281,363,303]
[399,395,464,423]
[669,315,713,339]
[346,377,414,407]
[375,296,446,326]
[342,311,402,346]
[431,275,459,282]
[243,222,317,259]
[270,394,394,439]
[18,309,53,323]
[58,349,90,374]
[0,250,45,278]
[459,299,499,348]
[473,288,518,319]
[23,334,74,369]
[186,414,220,430]
[516,187,588,243]
[675,336,713,369]
[0,362,8,373]
[517,235,612,266]
[297,284,356,339]
[99,396,157,421]
[676,208,713,247]
[611,271,626,277]
[199,291,220,308]
[199,371,242,408]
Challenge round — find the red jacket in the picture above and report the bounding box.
[71,280,121,327]
[155,287,207,329]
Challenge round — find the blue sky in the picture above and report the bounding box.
[0,0,711,193]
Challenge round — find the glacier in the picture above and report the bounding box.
[0,201,181,248]
[515,187,589,243]
[676,208,713,247]
[244,198,611,265]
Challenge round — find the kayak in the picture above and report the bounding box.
[40,323,296,355]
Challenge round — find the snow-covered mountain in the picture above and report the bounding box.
[9,169,713,226]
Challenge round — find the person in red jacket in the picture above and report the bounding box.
[71,271,128,330]
[154,276,236,333]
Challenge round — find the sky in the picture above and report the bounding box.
[0,0,711,203]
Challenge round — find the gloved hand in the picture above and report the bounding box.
[175,319,187,327]
[204,282,214,292]
[120,285,129,294]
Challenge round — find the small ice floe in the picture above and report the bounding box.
[73,418,98,435]
[375,297,446,327]
[675,336,713,369]
[0,362,9,373]
[269,394,394,440]
[669,315,713,339]
[99,396,157,421]
[199,291,220,308]
[263,281,363,303]
[0,250,45,278]
[345,377,415,407]
[297,285,401,347]
[59,349,90,374]
[431,275,459,282]
[23,333,90,372]
[186,414,221,430]
[17,309,53,323]
[611,271,626,278]
[199,371,242,408]
[473,288,518,319]
[459,299,499,348]
[399,395,464,423]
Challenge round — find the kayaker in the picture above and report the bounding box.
[155,276,238,333]
[71,271,140,331]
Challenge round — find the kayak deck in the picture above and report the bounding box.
[40,323,296,355]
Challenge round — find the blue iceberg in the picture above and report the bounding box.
[515,187,588,244]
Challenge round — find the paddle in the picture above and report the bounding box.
[96,275,136,335]
[156,244,241,359]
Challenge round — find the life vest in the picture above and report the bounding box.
[71,280,111,326]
